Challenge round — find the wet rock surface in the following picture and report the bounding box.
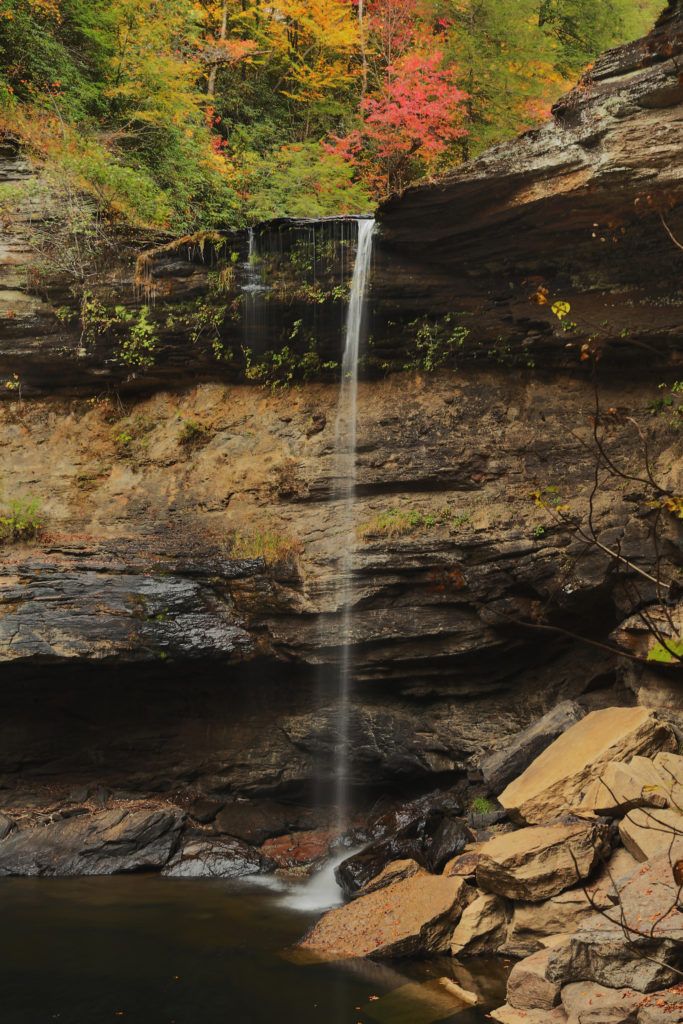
[162,837,267,878]
[336,794,470,895]
[0,806,184,876]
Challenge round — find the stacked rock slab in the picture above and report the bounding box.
[498,708,676,824]
[298,873,474,960]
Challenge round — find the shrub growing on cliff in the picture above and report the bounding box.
[228,527,303,566]
[0,497,43,543]
[357,506,470,540]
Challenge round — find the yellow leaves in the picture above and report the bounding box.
[233,0,360,104]
[27,0,61,20]
[656,496,683,520]
[551,300,571,320]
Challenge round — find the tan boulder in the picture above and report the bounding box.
[637,987,683,1024]
[590,846,641,903]
[443,846,485,878]
[498,708,676,825]
[508,888,609,951]
[561,981,642,1024]
[653,752,683,809]
[491,1004,567,1024]
[475,821,611,902]
[546,856,683,993]
[577,759,669,816]
[507,947,561,1011]
[298,873,474,960]
[451,892,509,956]
[359,858,424,895]
[619,807,683,862]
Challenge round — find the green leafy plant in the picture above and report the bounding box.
[117,307,159,368]
[470,796,495,815]
[0,497,43,543]
[358,506,470,540]
[178,419,212,448]
[404,315,469,372]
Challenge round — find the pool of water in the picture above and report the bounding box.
[0,875,508,1024]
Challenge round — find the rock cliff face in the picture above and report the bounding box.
[0,7,681,816]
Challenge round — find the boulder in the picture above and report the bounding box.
[298,873,474,960]
[619,808,683,863]
[451,892,509,956]
[498,708,676,825]
[359,858,425,895]
[0,813,13,840]
[561,981,642,1024]
[260,829,334,868]
[653,752,683,808]
[547,856,683,993]
[508,887,613,953]
[188,798,225,825]
[0,807,184,876]
[577,760,669,817]
[443,846,485,878]
[590,847,641,903]
[336,810,470,896]
[162,837,267,878]
[491,1004,568,1024]
[475,822,611,902]
[507,948,562,1011]
[637,987,683,1024]
[480,701,585,793]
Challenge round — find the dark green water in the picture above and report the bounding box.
[0,876,508,1024]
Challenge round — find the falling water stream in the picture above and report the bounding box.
[279,217,375,913]
[332,217,375,834]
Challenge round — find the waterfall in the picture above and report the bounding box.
[332,216,375,833]
[242,227,268,347]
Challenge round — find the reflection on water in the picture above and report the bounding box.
[0,876,508,1024]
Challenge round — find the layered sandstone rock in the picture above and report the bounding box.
[298,873,474,960]
[475,821,611,901]
[547,856,683,993]
[498,709,676,824]
[450,892,509,957]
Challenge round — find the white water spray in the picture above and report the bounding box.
[332,217,375,834]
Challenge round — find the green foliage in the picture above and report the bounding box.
[358,506,470,540]
[178,419,212,448]
[470,796,495,815]
[647,637,683,665]
[0,0,661,222]
[649,381,683,429]
[228,527,303,565]
[117,306,159,367]
[242,342,338,389]
[238,142,372,222]
[0,497,43,543]
[404,316,469,372]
